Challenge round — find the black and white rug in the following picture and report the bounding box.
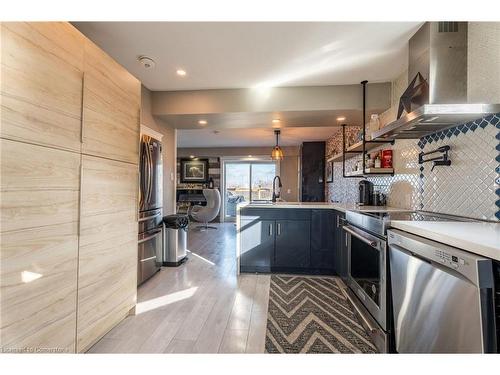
[265,275,378,353]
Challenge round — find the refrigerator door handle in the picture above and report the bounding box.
[139,141,147,208]
[138,229,162,244]
[144,142,151,204]
[148,143,153,203]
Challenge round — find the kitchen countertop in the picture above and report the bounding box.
[390,220,500,261]
[237,201,407,213]
[237,201,500,261]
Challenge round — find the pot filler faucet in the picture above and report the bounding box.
[272,176,282,203]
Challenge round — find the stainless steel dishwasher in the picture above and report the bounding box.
[388,229,497,353]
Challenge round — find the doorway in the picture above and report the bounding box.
[222,160,278,221]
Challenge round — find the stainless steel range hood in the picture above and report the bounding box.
[373,22,500,140]
[372,103,500,139]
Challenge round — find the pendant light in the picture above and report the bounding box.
[271,129,284,160]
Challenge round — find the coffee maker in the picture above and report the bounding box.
[358,180,374,206]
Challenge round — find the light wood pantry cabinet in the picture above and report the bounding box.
[82,39,141,164]
[0,22,84,152]
[1,22,141,353]
[0,139,80,353]
[76,155,138,352]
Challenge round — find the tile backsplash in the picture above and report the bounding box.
[325,113,500,221]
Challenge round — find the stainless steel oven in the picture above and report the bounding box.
[343,224,388,351]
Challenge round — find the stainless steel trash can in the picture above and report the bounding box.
[162,214,189,266]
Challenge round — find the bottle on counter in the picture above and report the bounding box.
[374,154,381,168]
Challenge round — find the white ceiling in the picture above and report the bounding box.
[177,126,338,148]
[73,22,421,91]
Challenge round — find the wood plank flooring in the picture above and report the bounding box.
[87,223,270,353]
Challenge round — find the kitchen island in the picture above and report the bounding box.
[236,202,405,275]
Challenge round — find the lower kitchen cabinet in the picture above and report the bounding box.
[275,220,311,269]
[334,211,348,280]
[240,218,274,272]
[310,210,336,271]
[239,208,342,274]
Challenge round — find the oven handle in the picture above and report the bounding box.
[343,225,378,247]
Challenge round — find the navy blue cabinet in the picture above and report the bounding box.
[334,211,348,280]
[274,220,311,268]
[310,210,336,271]
[240,218,274,273]
[240,207,344,275]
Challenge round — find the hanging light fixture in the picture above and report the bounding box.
[271,129,284,160]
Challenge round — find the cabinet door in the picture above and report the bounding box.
[77,155,138,352]
[240,219,274,272]
[82,40,140,164]
[1,22,84,152]
[310,210,336,270]
[335,212,348,280]
[275,220,311,268]
[0,139,80,353]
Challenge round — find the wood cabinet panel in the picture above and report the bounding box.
[0,138,80,353]
[0,22,84,151]
[77,155,138,352]
[0,139,80,232]
[82,40,140,164]
[0,223,78,353]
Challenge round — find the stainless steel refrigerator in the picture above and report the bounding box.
[138,134,163,285]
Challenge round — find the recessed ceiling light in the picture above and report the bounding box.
[189,155,195,159]
[198,120,207,125]
[248,155,253,158]
[272,119,281,123]
[336,116,346,122]
[176,69,187,76]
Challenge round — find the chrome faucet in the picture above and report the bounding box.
[272,175,282,203]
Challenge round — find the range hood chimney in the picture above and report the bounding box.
[372,22,499,140]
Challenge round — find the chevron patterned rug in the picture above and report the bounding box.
[265,275,378,353]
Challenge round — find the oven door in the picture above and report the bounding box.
[343,225,387,331]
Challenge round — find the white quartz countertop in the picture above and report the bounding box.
[237,201,407,213]
[390,221,500,261]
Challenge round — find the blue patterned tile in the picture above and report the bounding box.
[479,119,489,128]
[496,211,500,220]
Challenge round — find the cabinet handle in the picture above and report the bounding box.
[336,215,340,228]
[277,223,281,236]
[269,223,272,236]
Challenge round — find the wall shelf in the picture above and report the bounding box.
[341,81,395,178]
[344,168,394,177]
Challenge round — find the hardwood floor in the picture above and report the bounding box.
[87,222,270,353]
